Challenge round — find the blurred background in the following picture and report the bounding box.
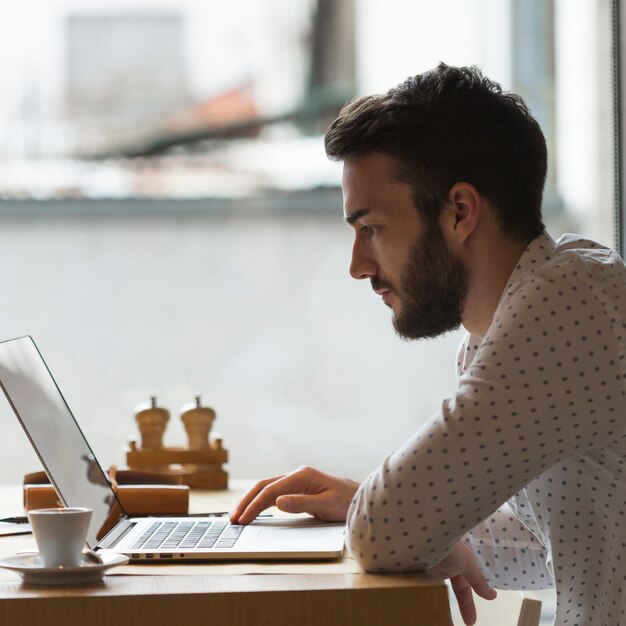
[0,0,617,619]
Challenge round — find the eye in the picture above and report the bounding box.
[359,224,380,236]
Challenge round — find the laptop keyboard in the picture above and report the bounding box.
[131,519,244,550]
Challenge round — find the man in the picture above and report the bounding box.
[230,64,626,626]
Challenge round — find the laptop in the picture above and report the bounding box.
[0,336,345,562]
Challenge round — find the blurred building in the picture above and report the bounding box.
[66,13,191,155]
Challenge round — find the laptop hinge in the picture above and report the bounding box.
[97,518,136,550]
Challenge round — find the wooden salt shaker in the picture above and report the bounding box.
[135,396,170,449]
[181,396,215,449]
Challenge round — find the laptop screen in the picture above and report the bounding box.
[0,336,124,548]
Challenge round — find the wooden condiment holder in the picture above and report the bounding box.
[126,395,228,489]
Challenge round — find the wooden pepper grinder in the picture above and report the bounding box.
[181,396,215,449]
[135,396,170,450]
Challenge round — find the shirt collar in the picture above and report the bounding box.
[500,231,557,302]
[463,231,557,342]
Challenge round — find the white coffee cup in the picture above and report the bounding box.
[27,507,93,568]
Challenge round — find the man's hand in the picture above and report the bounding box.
[229,466,360,525]
[428,541,497,626]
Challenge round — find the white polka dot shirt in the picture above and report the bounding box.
[346,232,626,626]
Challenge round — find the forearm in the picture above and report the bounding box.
[345,439,457,572]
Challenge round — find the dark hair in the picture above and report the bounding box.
[324,63,547,240]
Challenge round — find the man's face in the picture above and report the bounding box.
[342,153,468,340]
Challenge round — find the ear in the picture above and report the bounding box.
[440,182,481,245]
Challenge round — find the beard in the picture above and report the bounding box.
[372,220,469,340]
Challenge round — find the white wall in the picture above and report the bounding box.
[0,208,461,484]
[355,0,512,94]
[554,0,614,245]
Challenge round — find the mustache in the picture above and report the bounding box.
[370,276,394,292]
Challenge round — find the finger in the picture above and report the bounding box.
[462,558,497,601]
[276,492,343,522]
[229,475,283,523]
[450,576,477,626]
[236,474,308,524]
[473,582,497,601]
[229,476,280,522]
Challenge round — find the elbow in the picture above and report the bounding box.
[345,466,448,572]
[345,506,404,571]
[345,524,432,573]
[347,534,406,572]
[346,509,449,572]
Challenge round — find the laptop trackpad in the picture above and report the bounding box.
[255,526,338,541]
[249,518,344,546]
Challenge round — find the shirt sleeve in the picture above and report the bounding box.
[346,267,624,571]
[463,503,554,589]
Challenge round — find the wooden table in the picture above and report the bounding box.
[0,484,452,626]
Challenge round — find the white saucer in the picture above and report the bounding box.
[0,551,129,585]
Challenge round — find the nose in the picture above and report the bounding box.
[349,238,377,280]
